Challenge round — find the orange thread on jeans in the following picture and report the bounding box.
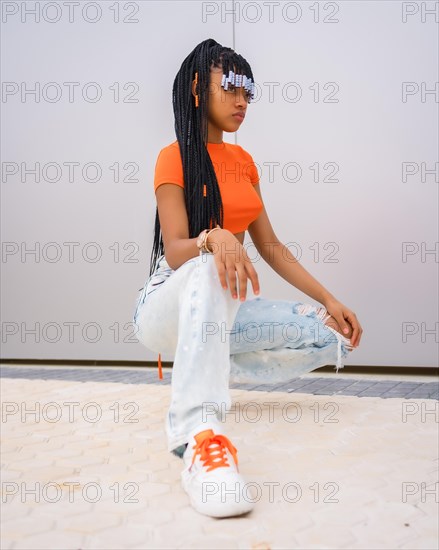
[157,353,163,380]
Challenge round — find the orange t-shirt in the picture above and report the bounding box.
[153,140,263,234]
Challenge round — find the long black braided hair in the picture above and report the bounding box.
[148,38,255,277]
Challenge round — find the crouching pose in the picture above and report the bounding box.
[133,38,363,518]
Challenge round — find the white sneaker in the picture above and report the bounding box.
[181,424,255,518]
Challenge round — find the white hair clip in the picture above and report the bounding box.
[221,70,255,102]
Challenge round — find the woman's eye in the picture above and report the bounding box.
[224,85,251,102]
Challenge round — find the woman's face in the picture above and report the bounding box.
[202,66,251,136]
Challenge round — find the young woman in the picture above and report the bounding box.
[133,38,363,518]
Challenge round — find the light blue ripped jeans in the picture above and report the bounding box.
[132,251,353,458]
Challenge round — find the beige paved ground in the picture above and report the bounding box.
[1,375,438,549]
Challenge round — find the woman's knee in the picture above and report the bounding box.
[134,315,177,354]
[133,294,178,353]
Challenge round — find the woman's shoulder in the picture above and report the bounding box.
[157,140,179,155]
[154,141,183,190]
[156,140,253,161]
[155,140,181,165]
[227,142,255,160]
[163,140,179,149]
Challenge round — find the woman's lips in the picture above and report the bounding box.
[233,113,245,121]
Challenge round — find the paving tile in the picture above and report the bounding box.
[312,389,343,395]
[151,491,192,513]
[356,390,388,397]
[399,537,439,550]
[161,534,241,550]
[405,390,438,399]
[83,524,156,549]
[11,465,79,482]
[1,516,56,541]
[129,506,174,526]
[310,503,368,526]
[56,512,122,534]
[350,502,426,546]
[13,531,86,550]
[0,539,17,550]
[1,368,438,550]
[334,389,364,396]
[295,521,357,548]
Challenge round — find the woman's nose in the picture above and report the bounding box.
[235,88,247,105]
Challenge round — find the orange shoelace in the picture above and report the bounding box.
[189,429,239,473]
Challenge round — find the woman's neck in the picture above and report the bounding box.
[207,121,223,144]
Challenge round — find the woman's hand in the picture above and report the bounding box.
[323,297,363,348]
[206,229,260,301]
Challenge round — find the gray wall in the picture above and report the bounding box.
[2,1,438,367]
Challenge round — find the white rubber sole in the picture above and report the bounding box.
[181,469,255,518]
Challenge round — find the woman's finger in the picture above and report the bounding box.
[245,261,260,297]
[344,311,361,347]
[331,311,351,336]
[235,264,248,301]
[226,261,238,299]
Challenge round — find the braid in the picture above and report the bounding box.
[149,38,255,276]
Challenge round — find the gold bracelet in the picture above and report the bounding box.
[203,225,221,253]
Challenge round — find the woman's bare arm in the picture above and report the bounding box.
[248,184,363,346]
[155,184,200,270]
[247,183,335,304]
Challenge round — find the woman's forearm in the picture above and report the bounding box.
[164,228,238,271]
[164,238,200,270]
[263,240,336,306]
